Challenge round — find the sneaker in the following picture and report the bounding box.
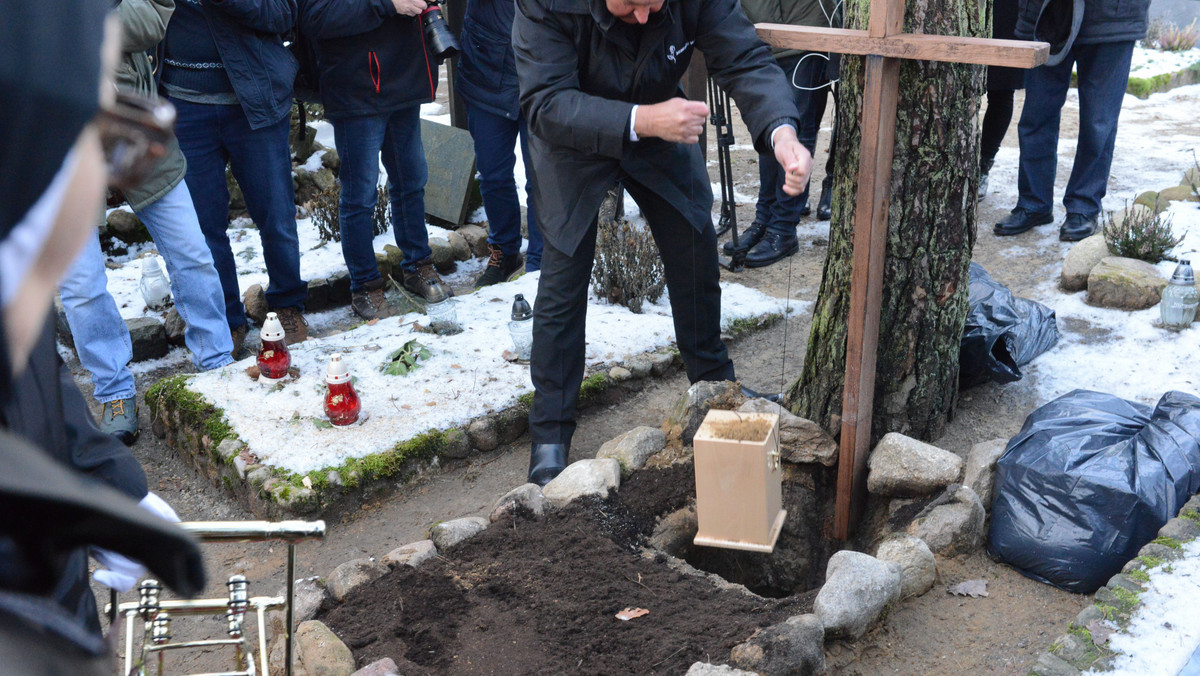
[100,396,138,446]
[350,278,389,320]
[230,323,249,359]
[403,259,451,301]
[272,306,308,344]
[475,243,524,288]
[722,219,767,255]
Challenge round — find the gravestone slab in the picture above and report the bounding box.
[420,120,479,226]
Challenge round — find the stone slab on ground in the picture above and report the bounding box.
[666,380,746,445]
[686,663,758,676]
[127,317,168,362]
[1060,235,1112,291]
[596,426,667,475]
[963,438,1007,510]
[905,485,986,557]
[490,483,545,522]
[875,534,936,599]
[352,658,400,676]
[867,433,963,497]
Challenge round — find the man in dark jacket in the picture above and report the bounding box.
[994,0,1150,241]
[514,0,812,484]
[299,0,451,318]
[161,0,309,343]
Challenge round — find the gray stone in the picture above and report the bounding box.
[1158,184,1199,203]
[106,209,151,244]
[295,620,355,676]
[542,458,621,508]
[1183,167,1200,188]
[1159,516,1200,542]
[685,663,757,676]
[867,433,963,497]
[738,399,837,466]
[729,613,825,676]
[905,485,986,556]
[875,534,936,599]
[383,244,405,275]
[54,298,73,347]
[306,278,332,312]
[428,236,456,273]
[1086,256,1166,311]
[382,540,437,569]
[1185,494,1200,514]
[275,577,327,626]
[272,484,318,513]
[490,483,546,522]
[1138,542,1185,562]
[1060,234,1112,292]
[814,551,902,640]
[312,168,337,193]
[447,231,472,262]
[962,438,1007,510]
[1107,573,1146,594]
[665,380,745,445]
[626,355,653,378]
[216,438,242,464]
[649,350,675,376]
[1031,652,1081,676]
[430,516,489,550]
[326,558,386,603]
[320,148,340,174]
[327,270,352,303]
[243,283,269,325]
[440,427,472,459]
[352,658,400,676]
[648,507,697,556]
[467,417,499,452]
[164,307,186,346]
[125,317,168,362]
[597,426,667,475]
[246,466,272,488]
[1052,634,1093,666]
[1074,605,1104,628]
[608,366,633,382]
[457,224,489,257]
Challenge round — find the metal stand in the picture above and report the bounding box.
[708,77,744,272]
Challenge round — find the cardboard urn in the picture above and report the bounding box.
[693,409,786,553]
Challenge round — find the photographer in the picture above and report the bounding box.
[299,0,451,319]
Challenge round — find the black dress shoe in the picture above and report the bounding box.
[740,385,783,404]
[745,232,799,268]
[994,207,1053,236]
[1059,212,1098,242]
[799,202,811,217]
[723,219,766,255]
[816,183,832,221]
[528,443,568,487]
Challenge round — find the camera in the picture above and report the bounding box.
[421,1,460,60]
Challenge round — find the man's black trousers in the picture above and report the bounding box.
[528,175,736,445]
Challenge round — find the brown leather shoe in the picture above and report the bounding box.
[271,306,308,344]
[230,323,249,359]
[402,259,451,301]
[351,278,390,320]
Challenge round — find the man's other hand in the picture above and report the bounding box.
[772,126,813,196]
[393,0,426,16]
[635,98,709,144]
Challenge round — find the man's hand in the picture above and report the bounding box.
[393,0,426,16]
[772,125,813,197]
[634,98,709,144]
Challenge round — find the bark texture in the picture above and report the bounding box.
[787,0,988,442]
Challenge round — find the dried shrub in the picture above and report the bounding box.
[310,181,391,244]
[1103,201,1182,263]
[1145,18,1199,51]
[589,189,665,314]
[1143,18,1164,49]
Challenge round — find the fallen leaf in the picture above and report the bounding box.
[402,405,411,410]
[245,364,261,380]
[367,318,379,326]
[615,608,649,621]
[502,350,519,362]
[948,580,989,598]
[1087,619,1116,647]
[301,476,313,489]
[451,364,462,369]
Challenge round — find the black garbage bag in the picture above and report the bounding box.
[960,262,1060,388]
[988,389,1200,593]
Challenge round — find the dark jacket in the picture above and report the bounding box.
[298,0,437,119]
[457,0,522,119]
[160,0,299,129]
[513,0,800,256]
[739,0,840,60]
[988,0,1024,90]
[1016,0,1149,45]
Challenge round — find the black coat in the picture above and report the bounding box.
[457,0,522,120]
[988,0,1024,91]
[1016,0,1150,46]
[513,0,800,255]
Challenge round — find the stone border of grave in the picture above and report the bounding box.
[145,316,785,519]
[1027,494,1200,676]
[1123,60,1200,99]
[274,384,1014,676]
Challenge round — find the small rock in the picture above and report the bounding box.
[440,427,472,459]
[216,438,242,463]
[626,355,653,378]
[428,236,456,273]
[665,380,745,445]
[1182,167,1200,189]
[326,558,386,603]
[905,485,986,556]
[729,613,825,676]
[375,253,391,281]
[648,507,697,556]
[164,307,186,346]
[649,351,675,376]
[814,551,902,640]
[866,433,963,497]
[327,271,352,304]
[597,426,667,476]
[467,417,499,452]
[1086,256,1166,311]
[962,438,1007,510]
[1059,235,1112,292]
[272,484,318,513]
[739,399,837,466]
[275,577,327,625]
[609,366,633,382]
[430,516,489,550]
[353,658,400,676]
[875,534,936,599]
[447,231,472,262]
[1032,652,1082,676]
[295,620,355,676]
[685,663,757,676]
[384,244,405,274]
[321,148,340,174]
[312,167,337,193]
[1159,516,1200,542]
[542,458,621,508]
[306,278,332,312]
[126,317,168,362]
[1158,184,1199,203]
[243,283,269,325]
[490,483,545,522]
[457,224,489,257]
[382,540,437,569]
[106,209,151,244]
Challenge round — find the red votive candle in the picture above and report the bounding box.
[257,312,291,383]
[324,353,360,426]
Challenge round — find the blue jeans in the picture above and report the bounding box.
[171,99,306,328]
[755,52,829,236]
[466,103,543,271]
[332,107,431,288]
[60,182,234,403]
[1016,41,1135,217]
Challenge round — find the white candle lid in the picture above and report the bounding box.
[141,253,165,277]
[326,353,351,384]
[261,312,285,342]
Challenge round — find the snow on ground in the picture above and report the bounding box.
[1128,46,1200,80]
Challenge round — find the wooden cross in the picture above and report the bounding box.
[757,1,1049,539]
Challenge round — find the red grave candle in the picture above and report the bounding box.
[324,353,360,426]
[257,312,291,383]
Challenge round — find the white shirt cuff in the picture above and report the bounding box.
[770,123,796,149]
[629,105,639,142]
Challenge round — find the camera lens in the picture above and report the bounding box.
[421,4,460,60]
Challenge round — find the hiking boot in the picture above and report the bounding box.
[230,323,249,359]
[745,231,799,268]
[722,219,767,255]
[403,259,451,302]
[475,243,524,288]
[100,396,138,446]
[272,306,308,344]
[351,278,390,320]
[1059,212,1098,242]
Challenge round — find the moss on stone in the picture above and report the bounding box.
[147,374,238,450]
[517,391,535,409]
[1126,72,1171,99]
[1138,554,1165,569]
[1128,568,1151,584]
[577,373,612,407]
[325,428,445,489]
[1153,535,1184,550]
[1181,509,1200,525]
[726,313,782,337]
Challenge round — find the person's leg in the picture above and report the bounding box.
[136,181,234,371]
[980,88,1015,174]
[1016,55,1074,216]
[1064,41,1135,218]
[380,106,432,271]
[171,98,245,330]
[468,103,523,257]
[332,114,388,291]
[517,114,543,271]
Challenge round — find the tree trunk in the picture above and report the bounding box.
[786,0,988,442]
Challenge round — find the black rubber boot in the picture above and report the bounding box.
[528,443,569,487]
[816,177,833,221]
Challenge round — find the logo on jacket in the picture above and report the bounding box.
[666,40,695,63]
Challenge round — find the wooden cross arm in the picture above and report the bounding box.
[756,24,1049,69]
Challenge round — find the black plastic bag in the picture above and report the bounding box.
[960,263,1059,388]
[988,389,1200,593]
